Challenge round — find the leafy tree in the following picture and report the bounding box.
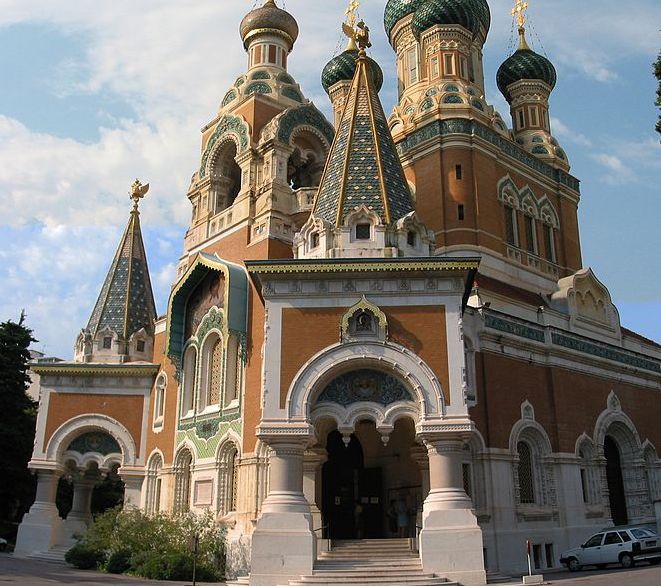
[656,50,661,136]
[0,312,37,534]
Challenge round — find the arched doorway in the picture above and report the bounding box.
[320,418,421,540]
[604,435,628,525]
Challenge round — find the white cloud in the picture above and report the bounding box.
[551,117,593,147]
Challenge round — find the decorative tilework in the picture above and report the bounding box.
[471,99,484,111]
[318,369,413,407]
[396,119,580,192]
[532,145,549,154]
[245,82,272,96]
[251,70,271,80]
[199,115,250,178]
[86,211,156,339]
[420,98,434,111]
[314,54,413,226]
[276,103,335,146]
[67,432,121,455]
[485,314,545,342]
[282,86,304,103]
[443,94,463,104]
[221,90,237,108]
[551,332,660,373]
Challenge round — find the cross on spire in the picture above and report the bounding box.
[511,0,529,28]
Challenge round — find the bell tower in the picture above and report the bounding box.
[384,0,583,293]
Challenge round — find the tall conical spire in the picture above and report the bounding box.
[77,180,157,363]
[313,23,413,227]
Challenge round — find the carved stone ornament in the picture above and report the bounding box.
[340,295,388,343]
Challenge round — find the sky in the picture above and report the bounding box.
[0,0,659,359]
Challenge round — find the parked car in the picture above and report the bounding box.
[560,527,661,571]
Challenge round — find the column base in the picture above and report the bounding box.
[249,511,315,586]
[420,509,486,586]
[64,513,92,543]
[14,504,66,557]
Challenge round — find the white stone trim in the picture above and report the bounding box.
[45,414,138,466]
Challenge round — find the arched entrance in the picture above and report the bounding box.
[319,416,422,540]
[604,435,628,525]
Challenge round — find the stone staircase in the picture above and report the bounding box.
[24,544,70,564]
[279,539,459,586]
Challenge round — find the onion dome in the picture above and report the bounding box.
[412,0,480,40]
[472,0,491,35]
[384,0,427,39]
[321,50,384,94]
[239,0,299,50]
[496,32,557,103]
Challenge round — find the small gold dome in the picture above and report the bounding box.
[239,0,299,50]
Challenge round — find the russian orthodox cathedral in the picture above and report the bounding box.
[15,1,661,584]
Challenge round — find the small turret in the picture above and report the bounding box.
[74,180,157,363]
[496,0,568,168]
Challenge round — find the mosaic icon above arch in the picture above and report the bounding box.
[317,369,414,407]
[66,431,121,456]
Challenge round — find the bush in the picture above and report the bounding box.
[65,543,106,570]
[69,507,226,580]
[105,549,131,574]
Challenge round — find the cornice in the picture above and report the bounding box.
[32,363,160,377]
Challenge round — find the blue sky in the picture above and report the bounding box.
[0,0,659,358]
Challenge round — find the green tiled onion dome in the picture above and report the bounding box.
[412,0,480,40]
[472,0,491,35]
[321,50,384,94]
[239,0,299,49]
[384,0,427,39]
[496,47,557,103]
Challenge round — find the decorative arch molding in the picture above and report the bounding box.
[593,391,642,452]
[46,414,138,466]
[200,114,251,178]
[275,103,335,147]
[285,340,445,423]
[496,175,560,228]
[508,406,553,455]
[340,295,388,343]
[61,451,123,472]
[216,432,242,517]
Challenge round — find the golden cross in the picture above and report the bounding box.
[345,0,360,28]
[511,0,529,28]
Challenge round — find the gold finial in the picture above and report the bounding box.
[129,179,149,212]
[511,0,531,50]
[341,0,361,51]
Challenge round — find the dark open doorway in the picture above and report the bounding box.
[321,429,384,539]
[604,435,628,526]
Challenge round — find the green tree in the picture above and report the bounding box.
[656,50,661,136]
[0,312,37,534]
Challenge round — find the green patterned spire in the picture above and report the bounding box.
[86,191,156,341]
[313,50,414,227]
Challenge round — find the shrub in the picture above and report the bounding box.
[65,542,106,570]
[105,549,132,574]
[70,507,226,580]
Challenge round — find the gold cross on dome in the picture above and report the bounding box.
[511,0,529,28]
[345,0,360,28]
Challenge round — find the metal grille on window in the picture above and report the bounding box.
[209,339,223,405]
[518,441,535,504]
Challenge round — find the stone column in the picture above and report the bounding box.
[250,437,316,586]
[120,469,145,510]
[418,436,486,586]
[411,444,430,531]
[14,469,65,556]
[64,474,97,542]
[303,448,327,532]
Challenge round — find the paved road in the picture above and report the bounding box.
[503,563,661,585]
[0,554,226,585]
[2,554,661,585]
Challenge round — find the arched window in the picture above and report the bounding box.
[174,448,193,514]
[517,441,535,504]
[181,347,197,417]
[210,141,241,213]
[145,453,163,513]
[217,442,240,516]
[523,214,537,254]
[153,374,166,426]
[199,333,222,411]
[504,204,518,246]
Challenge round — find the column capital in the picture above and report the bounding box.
[256,422,316,448]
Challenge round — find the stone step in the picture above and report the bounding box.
[287,579,455,586]
[316,560,422,569]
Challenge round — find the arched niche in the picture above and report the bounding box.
[287,128,327,190]
[210,139,242,212]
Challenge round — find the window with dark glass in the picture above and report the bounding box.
[311,232,320,248]
[543,224,555,262]
[524,215,537,254]
[355,223,371,240]
[137,340,145,352]
[504,206,517,246]
[458,204,465,221]
[455,164,462,180]
[103,336,112,349]
[407,231,416,247]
